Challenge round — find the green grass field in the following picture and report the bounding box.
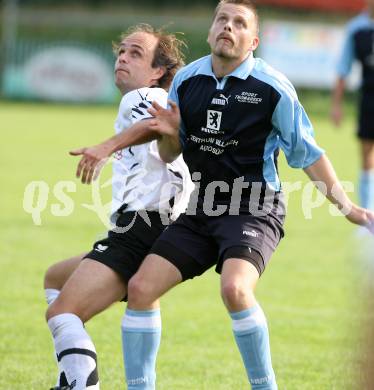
[0,94,370,389]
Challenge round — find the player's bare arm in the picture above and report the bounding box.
[331,77,346,127]
[148,100,182,163]
[304,154,374,232]
[70,118,159,184]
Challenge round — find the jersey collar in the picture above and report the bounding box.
[198,52,256,80]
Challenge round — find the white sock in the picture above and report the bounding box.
[45,289,66,386]
[45,288,60,305]
[48,313,99,389]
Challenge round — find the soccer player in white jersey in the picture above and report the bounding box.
[44,24,192,390]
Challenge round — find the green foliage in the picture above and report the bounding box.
[0,93,367,389]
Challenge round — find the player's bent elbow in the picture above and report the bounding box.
[158,148,179,163]
[157,138,181,163]
[159,153,177,163]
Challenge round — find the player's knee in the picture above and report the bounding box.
[45,297,84,322]
[45,298,73,321]
[127,275,156,307]
[46,300,60,321]
[221,282,251,308]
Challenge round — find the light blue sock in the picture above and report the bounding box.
[359,170,374,210]
[230,305,277,390]
[122,308,161,390]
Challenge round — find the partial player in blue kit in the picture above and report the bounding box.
[119,1,374,389]
[332,0,374,211]
[44,24,192,390]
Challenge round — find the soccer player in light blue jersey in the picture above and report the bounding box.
[332,0,374,212]
[115,1,374,389]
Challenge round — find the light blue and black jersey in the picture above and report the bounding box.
[169,54,324,216]
[337,12,374,91]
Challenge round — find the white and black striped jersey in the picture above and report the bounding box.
[111,87,193,220]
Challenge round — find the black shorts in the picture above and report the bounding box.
[150,213,284,281]
[85,211,168,283]
[358,91,374,140]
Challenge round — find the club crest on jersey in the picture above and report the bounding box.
[207,110,222,131]
[211,93,231,106]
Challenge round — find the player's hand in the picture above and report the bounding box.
[346,204,374,234]
[69,144,111,185]
[330,104,343,127]
[148,100,180,137]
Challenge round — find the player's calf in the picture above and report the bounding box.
[48,313,99,390]
[44,254,86,290]
[46,259,126,389]
[220,257,277,389]
[44,255,85,388]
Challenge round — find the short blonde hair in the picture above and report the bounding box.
[214,0,259,34]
